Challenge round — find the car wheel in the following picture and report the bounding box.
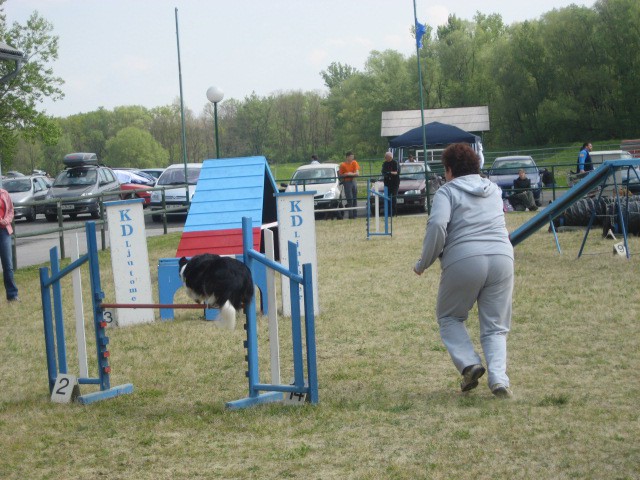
[25,207,36,222]
[69,213,77,220]
[152,214,162,223]
[45,213,57,222]
[90,211,100,219]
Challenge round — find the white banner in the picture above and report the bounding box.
[277,192,319,316]
[105,199,154,326]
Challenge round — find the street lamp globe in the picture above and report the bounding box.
[206,86,224,104]
[206,86,224,158]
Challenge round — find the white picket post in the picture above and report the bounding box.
[264,229,281,385]
[71,234,89,378]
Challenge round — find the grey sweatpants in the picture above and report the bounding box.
[436,254,514,388]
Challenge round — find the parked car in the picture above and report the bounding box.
[149,163,203,222]
[567,150,633,187]
[488,155,542,205]
[369,162,434,214]
[3,175,51,222]
[139,168,165,181]
[113,169,154,206]
[281,163,344,218]
[113,167,157,185]
[600,151,640,193]
[44,153,121,221]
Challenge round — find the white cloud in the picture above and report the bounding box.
[308,48,329,68]
[383,33,412,50]
[425,5,450,28]
[114,55,155,74]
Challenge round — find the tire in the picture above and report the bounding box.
[152,214,162,223]
[25,207,36,222]
[90,211,100,219]
[69,213,77,220]
[45,213,57,222]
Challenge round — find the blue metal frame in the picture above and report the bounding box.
[510,159,640,258]
[39,221,133,404]
[366,180,393,239]
[226,217,319,409]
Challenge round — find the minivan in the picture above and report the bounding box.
[149,163,203,222]
[44,153,120,221]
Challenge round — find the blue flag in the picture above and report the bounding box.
[415,21,427,48]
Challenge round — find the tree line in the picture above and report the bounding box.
[1,0,638,176]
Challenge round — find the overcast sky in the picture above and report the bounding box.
[5,0,593,118]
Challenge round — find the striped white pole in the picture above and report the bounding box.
[264,229,281,385]
[71,234,89,378]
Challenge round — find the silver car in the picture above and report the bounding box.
[488,155,542,205]
[2,175,51,222]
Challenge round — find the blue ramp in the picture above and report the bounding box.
[510,158,640,247]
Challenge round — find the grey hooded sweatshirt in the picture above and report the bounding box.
[415,174,513,273]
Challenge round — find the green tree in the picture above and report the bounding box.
[0,4,63,167]
[104,126,168,168]
[320,62,358,91]
[149,103,183,166]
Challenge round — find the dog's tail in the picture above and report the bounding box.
[216,301,237,330]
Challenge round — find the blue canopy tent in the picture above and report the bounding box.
[389,121,477,148]
[388,121,483,168]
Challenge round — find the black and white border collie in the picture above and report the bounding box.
[178,254,254,330]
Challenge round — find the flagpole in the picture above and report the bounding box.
[413,0,432,213]
[175,8,190,205]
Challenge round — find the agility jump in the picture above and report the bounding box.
[39,217,319,408]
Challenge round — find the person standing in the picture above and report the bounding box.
[0,186,19,302]
[381,152,400,216]
[310,154,320,164]
[339,151,360,219]
[413,143,514,398]
[577,142,593,174]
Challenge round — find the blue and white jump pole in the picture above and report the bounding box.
[40,221,133,404]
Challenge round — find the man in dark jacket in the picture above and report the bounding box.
[509,169,538,212]
[381,152,400,216]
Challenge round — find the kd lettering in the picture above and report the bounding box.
[289,201,302,213]
[120,224,133,236]
[291,215,303,227]
[119,209,132,222]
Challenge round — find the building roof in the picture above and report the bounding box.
[381,106,490,137]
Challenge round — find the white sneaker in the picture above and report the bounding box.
[491,383,513,399]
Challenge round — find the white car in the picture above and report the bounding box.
[283,163,345,218]
[149,163,202,222]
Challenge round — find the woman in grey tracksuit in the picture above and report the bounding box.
[414,143,514,398]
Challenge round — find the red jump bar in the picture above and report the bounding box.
[99,303,211,310]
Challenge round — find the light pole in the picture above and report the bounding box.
[206,86,224,159]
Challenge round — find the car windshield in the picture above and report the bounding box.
[3,178,31,193]
[490,159,537,175]
[157,167,201,186]
[400,164,426,180]
[53,168,97,186]
[291,168,336,185]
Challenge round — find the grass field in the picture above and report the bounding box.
[1,212,639,479]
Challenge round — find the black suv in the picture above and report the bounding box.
[44,153,121,221]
